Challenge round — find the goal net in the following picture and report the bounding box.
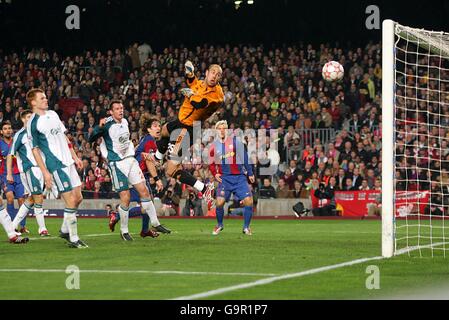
[383,20,449,257]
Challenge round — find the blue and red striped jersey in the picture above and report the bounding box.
[209,136,253,177]
[0,139,19,175]
[135,134,158,173]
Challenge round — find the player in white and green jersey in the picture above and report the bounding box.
[26,88,87,249]
[89,99,170,241]
[7,110,50,236]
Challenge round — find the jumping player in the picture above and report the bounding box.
[27,88,87,248]
[209,120,255,235]
[89,100,169,241]
[7,110,50,236]
[156,60,224,206]
[0,121,27,233]
[108,117,170,237]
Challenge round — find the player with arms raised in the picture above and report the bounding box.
[209,120,255,235]
[156,61,224,206]
[27,88,87,248]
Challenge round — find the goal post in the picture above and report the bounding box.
[382,19,395,258]
[382,20,449,257]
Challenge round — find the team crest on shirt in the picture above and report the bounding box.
[50,128,62,135]
[118,134,129,144]
[63,182,69,188]
[220,190,225,196]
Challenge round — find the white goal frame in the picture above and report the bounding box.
[382,19,449,257]
[382,19,395,258]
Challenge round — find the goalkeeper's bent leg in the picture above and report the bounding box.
[156,136,170,157]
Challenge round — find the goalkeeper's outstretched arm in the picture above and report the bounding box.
[185,60,198,87]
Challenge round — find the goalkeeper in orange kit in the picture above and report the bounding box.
[156,61,224,206]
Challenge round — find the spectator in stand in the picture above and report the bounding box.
[292,180,304,198]
[259,178,276,199]
[160,188,180,216]
[359,179,371,191]
[276,178,291,198]
[343,177,357,191]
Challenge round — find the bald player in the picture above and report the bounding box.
[156,61,224,205]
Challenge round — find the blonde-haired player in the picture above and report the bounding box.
[27,88,87,248]
[209,120,255,235]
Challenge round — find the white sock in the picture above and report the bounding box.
[118,205,129,234]
[64,209,79,242]
[34,204,47,233]
[194,180,205,192]
[0,206,16,239]
[141,199,160,227]
[13,202,32,231]
[60,214,69,234]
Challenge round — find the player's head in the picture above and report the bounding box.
[1,121,12,139]
[20,110,33,127]
[26,88,48,111]
[109,99,124,121]
[215,120,228,140]
[205,64,222,87]
[146,117,161,139]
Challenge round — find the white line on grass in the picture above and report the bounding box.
[171,256,385,300]
[27,230,378,241]
[171,239,449,300]
[28,233,124,241]
[0,269,277,277]
[394,241,449,256]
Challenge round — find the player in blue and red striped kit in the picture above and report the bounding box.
[209,120,255,235]
[0,121,27,233]
[108,118,170,237]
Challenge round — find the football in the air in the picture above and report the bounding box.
[322,61,344,82]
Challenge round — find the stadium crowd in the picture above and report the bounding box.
[0,42,384,209]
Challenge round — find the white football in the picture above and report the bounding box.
[322,61,344,82]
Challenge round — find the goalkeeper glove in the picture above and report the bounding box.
[185,60,194,78]
[180,88,195,98]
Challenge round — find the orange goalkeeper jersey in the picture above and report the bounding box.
[178,77,224,127]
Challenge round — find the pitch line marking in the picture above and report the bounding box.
[172,240,449,300]
[0,269,277,277]
[27,230,378,241]
[171,256,385,300]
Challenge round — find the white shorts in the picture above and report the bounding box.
[52,164,82,194]
[108,157,145,192]
[21,167,44,195]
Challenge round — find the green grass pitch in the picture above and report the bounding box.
[0,217,448,300]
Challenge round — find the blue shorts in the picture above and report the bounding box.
[1,174,25,199]
[129,177,152,203]
[217,175,251,202]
